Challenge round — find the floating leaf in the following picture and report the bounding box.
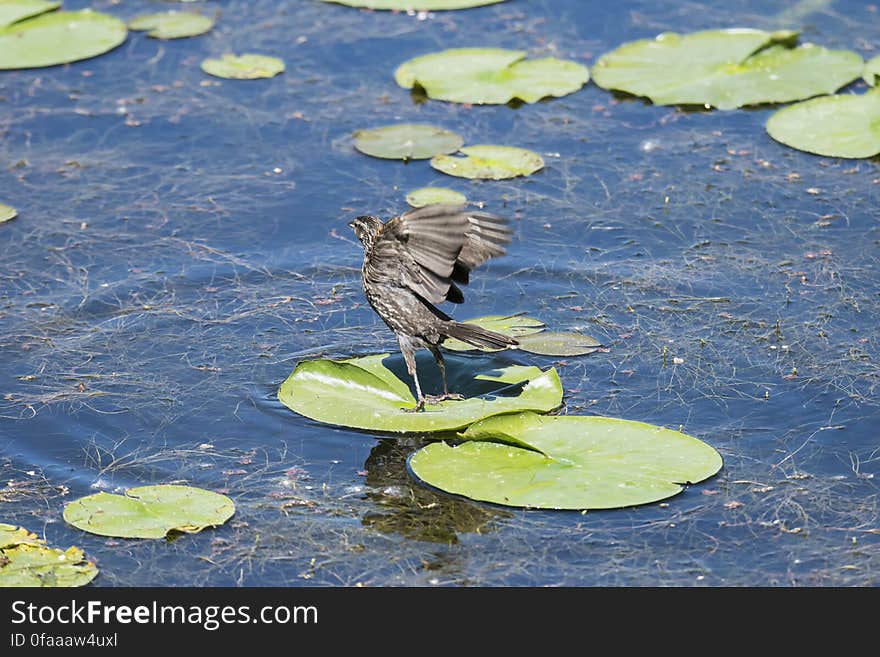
[517,332,602,356]
[201,53,285,79]
[278,353,563,432]
[0,9,128,70]
[0,0,59,28]
[395,48,589,104]
[0,203,17,223]
[128,11,214,39]
[865,55,880,86]
[0,523,98,587]
[431,145,544,179]
[406,187,467,208]
[63,485,235,539]
[353,124,464,160]
[319,0,507,9]
[444,313,545,352]
[409,412,723,509]
[766,87,880,158]
[592,29,863,110]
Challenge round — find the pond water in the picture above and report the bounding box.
[1,0,878,586]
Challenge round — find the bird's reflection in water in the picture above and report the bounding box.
[361,438,510,544]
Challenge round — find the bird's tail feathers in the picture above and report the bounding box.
[445,321,518,350]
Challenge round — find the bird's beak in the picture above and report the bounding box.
[347,220,356,229]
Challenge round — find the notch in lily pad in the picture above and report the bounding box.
[431,145,544,180]
[354,124,464,161]
[320,0,508,8]
[278,353,563,433]
[0,523,98,587]
[591,28,863,110]
[0,0,60,29]
[63,485,235,539]
[409,411,723,509]
[444,313,602,356]
[0,9,128,70]
[766,86,880,158]
[201,53,285,79]
[128,11,215,39]
[395,47,589,104]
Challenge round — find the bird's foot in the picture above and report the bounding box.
[424,392,465,405]
[403,399,426,413]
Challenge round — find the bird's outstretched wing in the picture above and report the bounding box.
[366,204,512,305]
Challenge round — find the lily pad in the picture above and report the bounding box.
[128,11,215,39]
[319,0,507,9]
[591,29,863,110]
[766,86,880,158]
[444,313,545,352]
[406,187,467,208]
[0,0,59,28]
[865,55,880,86]
[63,485,235,539]
[353,124,464,160]
[201,53,285,79]
[0,523,98,587]
[0,9,128,70]
[395,48,589,104]
[409,412,723,509]
[0,203,17,222]
[278,353,563,432]
[517,332,603,357]
[431,145,544,180]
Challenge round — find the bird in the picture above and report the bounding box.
[349,204,518,412]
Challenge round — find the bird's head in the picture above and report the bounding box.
[348,215,383,250]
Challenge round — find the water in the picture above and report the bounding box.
[1,0,878,586]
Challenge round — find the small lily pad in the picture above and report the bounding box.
[395,48,589,104]
[766,86,880,158]
[128,11,215,39]
[354,124,464,160]
[201,53,285,79]
[0,9,128,70]
[431,145,544,180]
[278,353,563,432]
[0,0,60,28]
[0,203,17,222]
[319,0,507,8]
[0,523,98,587]
[406,187,467,208]
[865,55,880,86]
[409,412,723,509]
[444,313,545,352]
[517,332,603,357]
[592,29,863,110]
[63,485,235,539]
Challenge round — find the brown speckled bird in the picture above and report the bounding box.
[349,204,518,412]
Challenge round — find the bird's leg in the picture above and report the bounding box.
[424,345,464,405]
[399,338,425,412]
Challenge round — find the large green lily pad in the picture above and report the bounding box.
[63,485,235,539]
[0,523,98,587]
[0,0,59,28]
[278,353,563,432]
[0,9,128,70]
[0,203,17,223]
[319,0,507,8]
[406,187,467,208]
[409,412,723,509]
[766,86,880,158]
[431,145,544,180]
[128,11,215,39]
[201,53,285,79]
[591,29,863,110]
[865,55,880,86]
[395,48,589,104]
[354,124,464,160]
